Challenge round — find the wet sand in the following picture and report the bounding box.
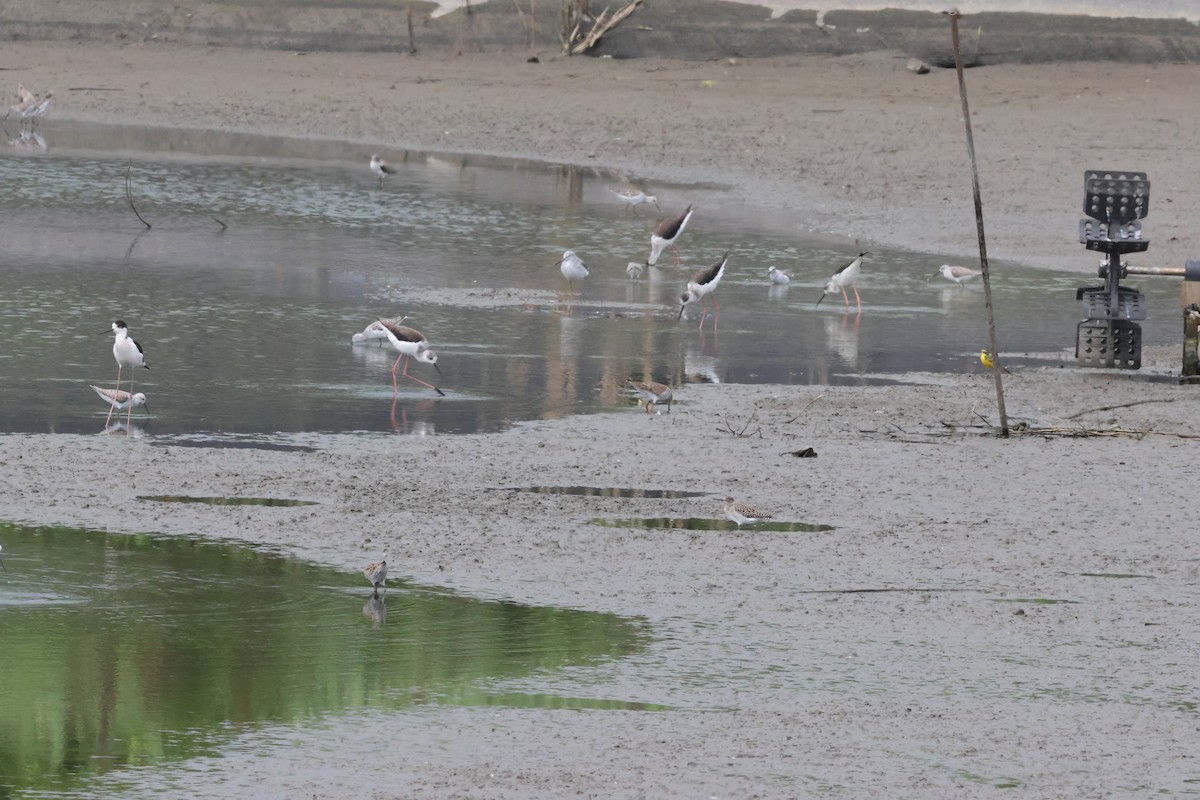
[4,29,1200,800]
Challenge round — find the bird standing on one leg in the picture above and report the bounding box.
[101,320,149,427]
[648,205,694,267]
[678,252,728,331]
[556,249,589,293]
[817,252,866,312]
[369,154,395,188]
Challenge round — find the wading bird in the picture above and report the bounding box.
[376,319,444,396]
[678,252,728,331]
[648,205,694,267]
[817,252,866,312]
[101,320,149,427]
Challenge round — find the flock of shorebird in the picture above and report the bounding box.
[80,148,989,593]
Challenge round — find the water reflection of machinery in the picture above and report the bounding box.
[362,594,386,627]
[823,313,861,370]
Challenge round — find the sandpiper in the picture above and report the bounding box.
[626,261,644,280]
[938,264,982,285]
[817,252,866,312]
[557,249,589,292]
[626,379,673,414]
[351,316,408,345]
[767,266,791,286]
[362,554,388,597]
[679,252,728,331]
[724,496,773,527]
[648,205,694,267]
[610,188,660,216]
[375,319,445,396]
[90,385,149,417]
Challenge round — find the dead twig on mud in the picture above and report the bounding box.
[784,393,825,424]
[125,162,151,229]
[212,216,228,231]
[570,0,643,55]
[718,411,762,438]
[1065,397,1177,420]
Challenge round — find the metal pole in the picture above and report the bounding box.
[948,9,1008,437]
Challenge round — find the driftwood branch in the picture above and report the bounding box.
[785,393,825,424]
[125,162,151,229]
[718,411,761,438]
[1065,398,1177,420]
[570,0,643,55]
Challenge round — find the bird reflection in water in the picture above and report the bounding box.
[362,594,386,627]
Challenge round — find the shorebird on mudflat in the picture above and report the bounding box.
[817,252,867,312]
[648,205,694,267]
[626,379,673,414]
[767,266,791,286]
[937,264,982,285]
[610,188,659,216]
[678,252,728,331]
[724,496,773,528]
[351,317,408,345]
[100,320,149,427]
[90,385,149,418]
[557,249,589,292]
[362,554,388,597]
[369,154,395,188]
[375,318,445,396]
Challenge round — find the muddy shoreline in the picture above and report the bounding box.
[4,14,1200,798]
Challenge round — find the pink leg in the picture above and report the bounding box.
[671,244,681,267]
[106,366,122,426]
[391,355,404,392]
[401,360,444,395]
[841,288,850,309]
[712,297,720,329]
[698,298,709,331]
[853,286,862,312]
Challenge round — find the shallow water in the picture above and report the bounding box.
[0,522,651,797]
[0,123,1183,438]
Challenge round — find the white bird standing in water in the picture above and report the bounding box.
[101,320,149,427]
[767,266,791,286]
[817,252,866,312]
[557,249,589,292]
[351,316,408,344]
[375,319,444,396]
[609,188,660,216]
[937,264,982,285]
[369,154,395,188]
[678,252,728,331]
